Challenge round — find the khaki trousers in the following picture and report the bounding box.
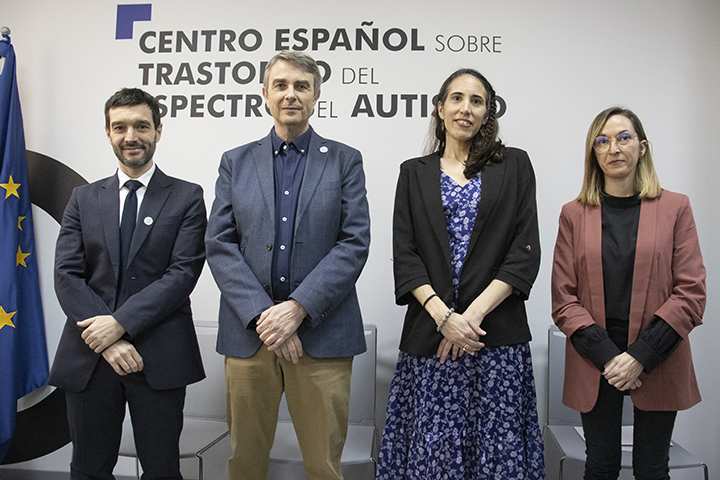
[225,345,353,480]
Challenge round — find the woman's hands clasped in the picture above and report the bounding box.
[436,311,486,364]
[604,352,643,391]
[418,280,512,364]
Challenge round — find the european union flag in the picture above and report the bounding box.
[0,33,49,463]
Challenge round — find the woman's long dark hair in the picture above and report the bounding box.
[424,68,505,178]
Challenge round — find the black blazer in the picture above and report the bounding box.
[393,148,540,356]
[49,167,207,392]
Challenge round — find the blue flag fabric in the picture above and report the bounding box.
[0,35,49,463]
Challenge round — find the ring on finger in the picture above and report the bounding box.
[463,344,469,352]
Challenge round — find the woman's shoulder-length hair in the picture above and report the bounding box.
[577,106,662,206]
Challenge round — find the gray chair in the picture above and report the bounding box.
[118,324,229,480]
[544,325,709,480]
[268,324,378,480]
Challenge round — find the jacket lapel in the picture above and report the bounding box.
[252,135,275,222]
[295,132,328,229]
[466,161,505,257]
[584,203,606,327]
[127,168,172,266]
[100,175,121,279]
[416,154,452,270]
[629,198,657,341]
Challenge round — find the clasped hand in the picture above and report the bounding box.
[256,300,307,364]
[102,340,144,375]
[604,352,643,391]
[78,315,126,353]
[436,311,486,364]
[79,315,141,376]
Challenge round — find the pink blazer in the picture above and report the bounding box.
[551,190,706,412]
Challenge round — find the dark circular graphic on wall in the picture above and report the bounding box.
[1,151,87,464]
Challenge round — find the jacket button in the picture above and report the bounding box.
[525,245,531,252]
[266,244,272,251]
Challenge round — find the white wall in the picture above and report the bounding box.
[4,0,719,477]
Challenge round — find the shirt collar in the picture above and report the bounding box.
[117,162,156,190]
[270,126,313,158]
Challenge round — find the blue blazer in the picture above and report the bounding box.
[49,167,207,392]
[205,129,371,358]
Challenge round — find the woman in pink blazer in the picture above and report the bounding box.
[551,107,706,480]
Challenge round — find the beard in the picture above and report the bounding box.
[114,139,157,170]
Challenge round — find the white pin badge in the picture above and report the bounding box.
[144,217,154,226]
[319,146,328,153]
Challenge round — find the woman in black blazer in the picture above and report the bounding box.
[376,69,545,479]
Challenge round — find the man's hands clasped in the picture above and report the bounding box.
[256,299,307,364]
[78,315,143,375]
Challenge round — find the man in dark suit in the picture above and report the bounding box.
[205,51,370,479]
[49,88,207,479]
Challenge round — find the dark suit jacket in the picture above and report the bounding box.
[205,129,371,359]
[49,167,207,392]
[551,190,705,412]
[393,148,541,356]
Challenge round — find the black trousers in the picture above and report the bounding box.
[581,377,677,480]
[65,359,186,480]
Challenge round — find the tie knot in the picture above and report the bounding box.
[124,180,143,192]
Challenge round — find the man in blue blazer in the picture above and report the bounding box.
[206,51,370,480]
[49,88,207,479]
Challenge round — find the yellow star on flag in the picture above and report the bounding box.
[0,306,16,330]
[18,216,26,231]
[17,245,31,267]
[1,175,21,199]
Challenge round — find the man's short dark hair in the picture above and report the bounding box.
[104,88,161,129]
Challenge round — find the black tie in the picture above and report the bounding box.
[118,180,142,307]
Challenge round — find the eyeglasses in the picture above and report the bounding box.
[593,132,638,153]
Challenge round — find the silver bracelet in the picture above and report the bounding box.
[436,307,454,332]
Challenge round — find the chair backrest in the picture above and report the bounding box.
[547,325,582,425]
[184,324,226,420]
[547,325,633,426]
[278,324,377,427]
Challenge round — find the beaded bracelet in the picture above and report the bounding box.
[422,293,438,309]
[436,307,454,332]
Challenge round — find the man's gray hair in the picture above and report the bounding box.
[263,51,322,97]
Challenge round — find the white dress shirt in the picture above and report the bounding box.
[117,163,156,226]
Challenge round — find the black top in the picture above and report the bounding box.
[571,193,681,373]
[602,193,641,320]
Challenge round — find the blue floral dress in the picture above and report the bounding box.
[376,172,545,480]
